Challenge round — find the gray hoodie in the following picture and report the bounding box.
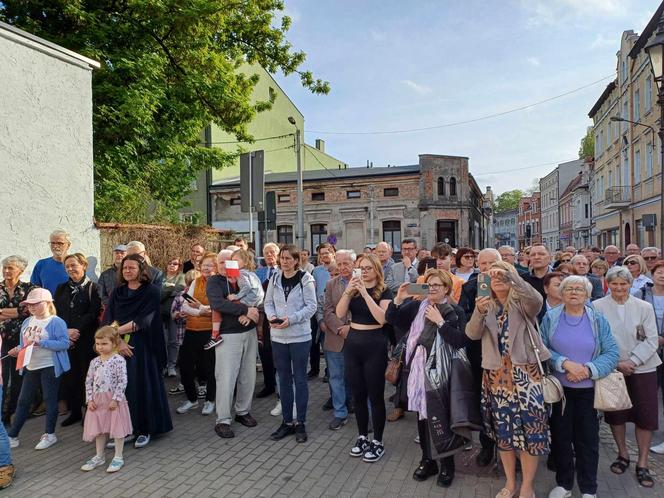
[264,270,318,344]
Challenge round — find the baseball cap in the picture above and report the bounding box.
[24,288,54,304]
[114,244,128,252]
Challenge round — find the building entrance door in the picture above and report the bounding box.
[436,220,456,247]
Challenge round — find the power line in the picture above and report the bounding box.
[473,158,581,177]
[206,132,294,145]
[304,146,340,179]
[307,75,614,136]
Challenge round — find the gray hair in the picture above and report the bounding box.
[559,275,592,297]
[336,249,357,262]
[642,246,658,255]
[217,249,234,260]
[225,245,239,252]
[125,241,146,252]
[606,266,634,285]
[262,242,280,254]
[49,229,70,243]
[1,255,28,271]
[376,241,392,252]
[498,245,515,255]
[478,248,502,261]
[570,254,588,265]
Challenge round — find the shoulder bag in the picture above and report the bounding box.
[385,336,406,385]
[524,317,565,406]
[593,370,632,412]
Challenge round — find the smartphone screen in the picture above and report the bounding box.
[406,283,429,295]
[477,274,491,298]
[270,318,285,325]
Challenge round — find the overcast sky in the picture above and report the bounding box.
[272,0,657,195]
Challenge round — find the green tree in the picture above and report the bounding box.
[578,128,595,159]
[494,189,524,213]
[1,0,329,222]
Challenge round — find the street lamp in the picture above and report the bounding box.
[288,116,305,249]
[645,17,664,249]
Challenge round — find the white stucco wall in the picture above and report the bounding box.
[0,25,100,280]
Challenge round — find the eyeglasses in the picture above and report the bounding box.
[625,260,639,266]
[359,266,373,273]
[462,255,475,259]
[560,259,570,263]
[644,256,658,261]
[49,242,66,246]
[427,283,445,290]
[563,287,586,294]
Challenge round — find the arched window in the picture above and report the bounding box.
[449,177,457,196]
[437,177,445,196]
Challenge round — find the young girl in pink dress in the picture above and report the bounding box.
[81,325,133,473]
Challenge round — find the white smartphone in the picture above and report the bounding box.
[352,268,362,279]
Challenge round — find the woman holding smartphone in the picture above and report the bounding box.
[336,253,393,463]
[264,245,317,443]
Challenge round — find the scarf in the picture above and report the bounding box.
[68,276,91,306]
[405,299,434,419]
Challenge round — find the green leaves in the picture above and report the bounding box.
[1,0,329,223]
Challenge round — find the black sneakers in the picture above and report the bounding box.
[203,336,224,350]
[362,440,385,463]
[350,436,370,457]
[295,424,307,443]
[270,423,295,441]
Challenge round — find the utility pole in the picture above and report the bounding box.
[288,117,305,249]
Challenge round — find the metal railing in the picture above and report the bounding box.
[604,186,631,204]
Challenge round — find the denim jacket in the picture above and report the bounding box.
[264,270,318,344]
[638,283,664,336]
[540,304,619,380]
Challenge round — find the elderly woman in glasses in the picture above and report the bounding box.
[540,275,618,498]
[622,255,653,296]
[594,267,660,488]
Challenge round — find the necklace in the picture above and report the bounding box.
[563,312,584,326]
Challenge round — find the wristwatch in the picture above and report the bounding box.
[436,320,444,328]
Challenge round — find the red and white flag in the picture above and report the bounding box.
[16,344,34,370]
[225,260,241,278]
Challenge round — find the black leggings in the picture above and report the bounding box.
[179,330,216,403]
[344,328,388,441]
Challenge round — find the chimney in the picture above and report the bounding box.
[366,160,370,168]
[315,139,325,153]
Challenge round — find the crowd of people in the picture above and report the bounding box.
[0,230,663,497]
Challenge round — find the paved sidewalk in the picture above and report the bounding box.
[4,372,664,497]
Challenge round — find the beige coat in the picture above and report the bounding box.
[466,273,549,370]
[323,276,351,353]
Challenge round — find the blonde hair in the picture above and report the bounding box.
[488,260,520,312]
[232,249,256,271]
[423,268,453,297]
[623,254,648,276]
[94,324,122,350]
[45,302,57,316]
[184,269,200,285]
[350,253,386,301]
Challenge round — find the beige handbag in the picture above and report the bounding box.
[524,317,565,406]
[593,371,632,412]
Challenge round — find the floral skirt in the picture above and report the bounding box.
[481,354,550,456]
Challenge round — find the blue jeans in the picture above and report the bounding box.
[272,340,311,424]
[325,350,351,419]
[0,390,11,466]
[9,367,60,437]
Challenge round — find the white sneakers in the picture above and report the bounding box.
[8,438,18,449]
[650,441,664,454]
[548,487,571,498]
[81,455,106,471]
[35,433,57,450]
[202,401,215,416]
[270,400,297,417]
[581,495,597,498]
[176,400,199,414]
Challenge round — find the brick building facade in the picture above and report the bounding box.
[517,192,542,249]
[210,154,491,254]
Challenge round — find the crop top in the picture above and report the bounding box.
[348,287,394,325]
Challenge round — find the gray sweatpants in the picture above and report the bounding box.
[214,329,258,425]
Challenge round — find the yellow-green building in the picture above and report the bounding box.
[182,64,347,227]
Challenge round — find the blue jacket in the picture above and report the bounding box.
[19,315,71,377]
[540,304,619,380]
[264,270,317,344]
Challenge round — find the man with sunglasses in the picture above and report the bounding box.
[642,247,660,277]
[30,229,71,294]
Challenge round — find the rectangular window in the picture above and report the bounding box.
[646,77,653,111]
[382,220,402,252]
[585,204,589,219]
[346,190,361,199]
[635,149,641,183]
[647,143,654,177]
[277,194,290,203]
[277,225,293,245]
[311,192,325,201]
[608,170,613,188]
[599,130,604,153]
[230,197,241,206]
[634,89,640,121]
[621,59,627,82]
[383,187,399,197]
[623,100,628,121]
[310,224,327,253]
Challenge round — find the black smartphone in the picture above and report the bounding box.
[269,318,285,325]
[182,292,196,303]
[477,274,491,298]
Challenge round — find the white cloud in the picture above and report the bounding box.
[369,28,386,42]
[526,57,541,67]
[401,80,433,96]
[590,33,616,50]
